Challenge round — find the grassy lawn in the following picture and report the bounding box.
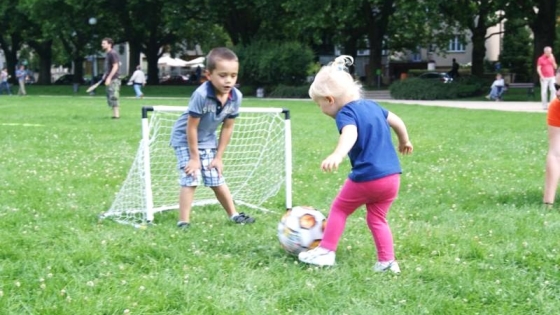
[1,92,559,314]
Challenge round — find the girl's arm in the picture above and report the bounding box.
[387,112,413,154]
[321,125,357,172]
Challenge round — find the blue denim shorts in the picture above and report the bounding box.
[174,146,225,187]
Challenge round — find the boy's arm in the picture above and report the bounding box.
[387,112,413,154]
[186,116,200,160]
[215,118,235,160]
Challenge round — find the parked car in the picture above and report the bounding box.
[159,75,189,85]
[418,72,453,83]
[54,74,86,85]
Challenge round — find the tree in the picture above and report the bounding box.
[499,18,532,82]
[109,0,216,85]
[437,0,508,77]
[0,1,27,83]
[507,0,558,81]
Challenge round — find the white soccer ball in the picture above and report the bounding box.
[277,205,326,255]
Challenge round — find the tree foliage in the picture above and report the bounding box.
[0,0,558,87]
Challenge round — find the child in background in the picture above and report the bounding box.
[128,65,146,99]
[298,56,413,272]
[486,73,505,101]
[169,47,255,229]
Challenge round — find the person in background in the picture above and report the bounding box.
[0,68,11,95]
[449,58,460,79]
[16,65,27,96]
[101,37,121,119]
[298,55,413,272]
[485,73,505,101]
[128,65,146,99]
[537,46,557,110]
[169,47,255,229]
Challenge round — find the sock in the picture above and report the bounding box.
[177,221,189,227]
[230,213,240,220]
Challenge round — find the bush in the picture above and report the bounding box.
[235,40,314,87]
[267,84,310,98]
[389,76,486,100]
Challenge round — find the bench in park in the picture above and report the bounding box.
[504,82,535,99]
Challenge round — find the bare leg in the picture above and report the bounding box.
[544,126,560,204]
[178,186,196,222]
[210,184,236,217]
[113,106,120,118]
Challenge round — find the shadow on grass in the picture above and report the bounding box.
[494,189,544,208]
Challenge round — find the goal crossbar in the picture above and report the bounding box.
[102,105,292,226]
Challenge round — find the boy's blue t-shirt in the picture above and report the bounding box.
[335,99,401,182]
[170,81,241,148]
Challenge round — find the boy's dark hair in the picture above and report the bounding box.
[205,47,238,71]
[102,37,114,47]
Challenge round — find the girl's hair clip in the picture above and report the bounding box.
[331,55,354,72]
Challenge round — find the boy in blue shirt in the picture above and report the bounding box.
[170,47,255,229]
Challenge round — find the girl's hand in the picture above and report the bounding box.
[398,141,413,155]
[321,153,343,172]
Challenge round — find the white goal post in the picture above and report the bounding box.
[102,105,292,226]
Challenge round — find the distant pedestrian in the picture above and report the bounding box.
[0,68,11,95]
[16,65,27,96]
[449,58,459,79]
[537,46,557,110]
[128,65,146,99]
[101,37,121,119]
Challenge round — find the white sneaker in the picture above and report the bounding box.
[298,247,335,266]
[374,260,401,274]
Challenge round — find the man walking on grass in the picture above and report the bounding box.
[537,46,557,110]
[101,37,121,119]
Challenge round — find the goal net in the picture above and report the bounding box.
[102,106,292,227]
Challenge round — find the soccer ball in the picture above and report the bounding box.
[277,206,326,255]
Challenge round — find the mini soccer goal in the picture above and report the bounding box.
[102,106,292,227]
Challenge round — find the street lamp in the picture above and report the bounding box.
[88,17,97,81]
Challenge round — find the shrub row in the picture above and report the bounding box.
[389,76,487,100]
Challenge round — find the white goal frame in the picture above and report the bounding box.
[102,105,292,226]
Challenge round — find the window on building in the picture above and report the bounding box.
[448,36,465,52]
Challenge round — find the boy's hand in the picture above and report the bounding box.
[184,159,201,178]
[321,153,343,172]
[208,158,224,177]
[398,141,413,155]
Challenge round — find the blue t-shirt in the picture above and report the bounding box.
[170,81,241,149]
[335,99,401,182]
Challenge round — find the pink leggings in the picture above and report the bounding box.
[319,174,400,262]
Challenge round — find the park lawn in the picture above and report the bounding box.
[0,94,559,314]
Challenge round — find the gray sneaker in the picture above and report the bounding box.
[232,212,255,224]
[177,221,191,229]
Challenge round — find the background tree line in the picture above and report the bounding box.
[0,0,557,87]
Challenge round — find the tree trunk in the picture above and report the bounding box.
[128,41,142,76]
[145,42,161,85]
[530,0,557,82]
[470,29,487,77]
[0,34,22,84]
[364,0,394,86]
[73,57,85,84]
[28,40,53,84]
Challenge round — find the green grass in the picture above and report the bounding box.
[13,84,198,98]
[1,94,559,314]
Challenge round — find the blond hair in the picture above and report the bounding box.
[308,55,362,101]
